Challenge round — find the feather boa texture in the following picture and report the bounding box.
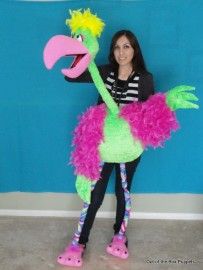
[71,93,179,181]
[71,104,106,181]
[120,93,179,148]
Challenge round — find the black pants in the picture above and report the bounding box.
[78,156,141,244]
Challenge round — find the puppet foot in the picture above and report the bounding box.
[57,243,86,267]
[106,235,129,259]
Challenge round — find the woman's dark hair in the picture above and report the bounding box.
[108,30,148,73]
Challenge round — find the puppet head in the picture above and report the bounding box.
[43,9,105,78]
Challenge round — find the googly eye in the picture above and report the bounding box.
[76,34,83,42]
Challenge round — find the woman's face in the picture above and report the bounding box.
[113,35,134,68]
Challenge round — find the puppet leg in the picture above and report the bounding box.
[106,163,130,259]
[57,162,104,267]
[57,202,89,267]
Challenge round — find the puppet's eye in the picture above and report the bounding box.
[76,34,83,42]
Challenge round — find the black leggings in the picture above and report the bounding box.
[78,156,141,244]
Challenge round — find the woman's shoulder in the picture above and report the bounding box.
[136,70,153,78]
[98,64,115,80]
[98,64,114,73]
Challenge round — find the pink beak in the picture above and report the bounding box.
[43,35,91,78]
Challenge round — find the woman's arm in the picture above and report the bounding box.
[65,64,111,84]
[140,73,155,101]
[65,64,113,106]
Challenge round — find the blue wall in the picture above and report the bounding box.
[0,0,202,194]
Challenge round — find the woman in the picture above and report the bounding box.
[63,29,154,263]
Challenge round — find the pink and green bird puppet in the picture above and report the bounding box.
[43,9,199,203]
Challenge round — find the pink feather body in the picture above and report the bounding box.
[120,93,179,148]
[71,93,179,181]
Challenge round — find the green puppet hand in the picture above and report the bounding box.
[166,85,199,111]
[75,175,93,204]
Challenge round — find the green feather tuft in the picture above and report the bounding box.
[75,175,92,203]
[166,85,199,111]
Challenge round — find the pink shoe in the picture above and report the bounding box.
[57,243,86,267]
[106,235,129,259]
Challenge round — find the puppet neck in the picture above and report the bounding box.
[88,61,119,115]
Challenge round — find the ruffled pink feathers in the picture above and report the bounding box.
[71,104,106,181]
[120,94,179,148]
[71,94,179,181]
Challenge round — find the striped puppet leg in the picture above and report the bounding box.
[106,163,131,259]
[57,201,90,266]
[57,162,104,266]
[117,162,131,237]
[71,161,104,246]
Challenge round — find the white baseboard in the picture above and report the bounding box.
[0,209,203,220]
[0,192,203,220]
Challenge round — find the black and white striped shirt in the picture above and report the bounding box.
[105,71,140,106]
[65,64,154,104]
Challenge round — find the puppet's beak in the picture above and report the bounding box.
[43,35,91,78]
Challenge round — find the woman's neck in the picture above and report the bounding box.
[118,65,134,80]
